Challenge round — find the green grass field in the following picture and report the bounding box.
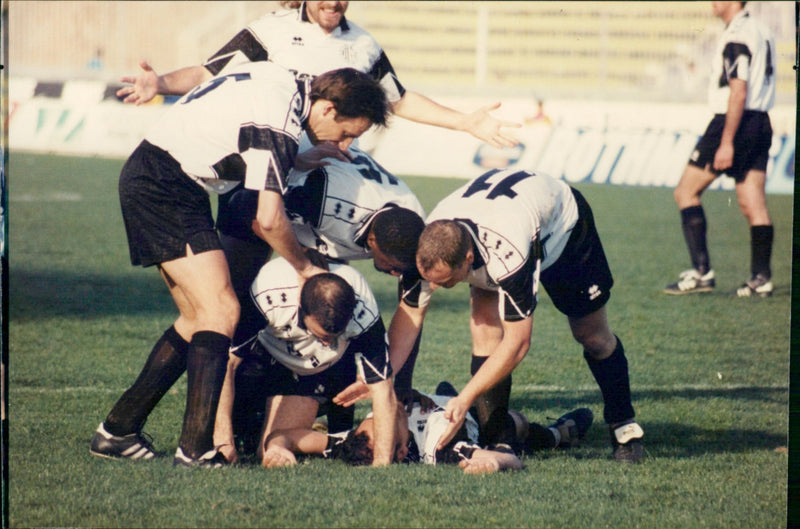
[7,152,790,528]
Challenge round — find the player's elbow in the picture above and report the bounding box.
[512,336,531,365]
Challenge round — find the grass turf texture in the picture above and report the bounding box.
[8,153,789,528]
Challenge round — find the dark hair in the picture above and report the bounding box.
[416,219,471,273]
[310,68,391,128]
[372,207,425,271]
[330,430,374,466]
[299,273,356,334]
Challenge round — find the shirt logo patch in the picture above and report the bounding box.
[588,284,602,301]
[292,36,304,45]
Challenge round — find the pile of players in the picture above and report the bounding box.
[90,1,777,473]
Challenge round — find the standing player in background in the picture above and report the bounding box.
[115,0,521,419]
[664,1,776,297]
[388,168,644,463]
[90,64,389,467]
[116,1,520,150]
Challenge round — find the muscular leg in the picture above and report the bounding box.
[160,248,240,459]
[258,395,320,463]
[103,325,189,436]
[569,306,634,426]
[735,170,773,279]
[673,164,718,274]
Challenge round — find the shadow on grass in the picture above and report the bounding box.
[510,386,787,459]
[10,269,172,320]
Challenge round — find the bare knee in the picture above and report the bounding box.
[193,290,240,338]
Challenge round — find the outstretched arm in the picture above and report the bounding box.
[391,91,521,149]
[437,317,533,450]
[252,190,327,282]
[213,353,243,463]
[116,61,213,105]
[367,378,398,467]
[262,428,329,468]
[459,448,523,474]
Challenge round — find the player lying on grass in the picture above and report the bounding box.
[261,381,594,474]
[213,251,397,467]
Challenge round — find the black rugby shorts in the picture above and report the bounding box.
[540,188,614,319]
[119,140,221,267]
[688,111,772,182]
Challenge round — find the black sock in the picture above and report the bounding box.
[231,357,269,455]
[584,336,635,426]
[680,206,710,274]
[750,225,773,279]
[394,327,422,406]
[523,423,557,453]
[104,326,188,436]
[470,355,512,447]
[178,331,230,459]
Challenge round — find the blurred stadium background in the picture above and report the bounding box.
[5,1,796,103]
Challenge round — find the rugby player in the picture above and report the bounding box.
[212,255,397,467]
[392,168,645,463]
[665,1,776,297]
[90,64,389,467]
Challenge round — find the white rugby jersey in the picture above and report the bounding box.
[363,393,480,465]
[284,144,426,261]
[426,169,578,321]
[146,62,307,195]
[249,258,388,378]
[408,394,480,465]
[708,10,775,113]
[204,6,404,103]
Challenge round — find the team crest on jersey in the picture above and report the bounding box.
[341,45,355,63]
[479,227,526,279]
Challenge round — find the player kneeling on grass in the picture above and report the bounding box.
[213,253,398,467]
[262,382,593,474]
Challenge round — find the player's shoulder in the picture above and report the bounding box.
[330,262,373,297]
[253,257,297,290]
[248,7,300,32]
[727,11,768,41]
[341,18,381,42]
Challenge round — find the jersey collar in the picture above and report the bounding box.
[454,219,486,270]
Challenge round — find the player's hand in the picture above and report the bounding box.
[461,102,521,149]
[410,389,437,413]
[332,379,370,407]
[436,396,469,450]
[459,455,501,475]
[217,443,239,464]
[262,446,297,468]
[295,264,328,295]
[713,142,734,172]
[116,60,159,105]
[294,142,353,172]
